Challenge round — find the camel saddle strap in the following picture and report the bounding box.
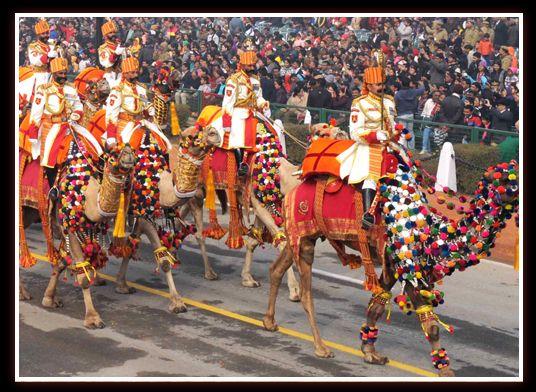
[313,177,329,235]
[354,189,380,291]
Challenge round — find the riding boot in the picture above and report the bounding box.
[45,167,59,201]
[361,188,376,230]
[236,149,249,177]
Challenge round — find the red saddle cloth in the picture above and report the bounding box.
[20,156,49,209]
[284,177,362,258]
[301,138,355,179]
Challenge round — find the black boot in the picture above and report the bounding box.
[45,167,59,201]
[235,149,249,177]
[361,188,376,230]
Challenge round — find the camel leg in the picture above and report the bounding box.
[407,288,455,377]
[263,243,294,332]
[361,271,397,366]
[115,256,136,294]
[297,238,333,358]
[251,197,300,300]
[190,197,218,281]
[59,232,104,328]
[115,223,142,294]
[242,235,261,287]
[41,254,67,309]
[19,275,32,300]
[78,272,105,329]
[139,218,187,313]
[282,248,300,302]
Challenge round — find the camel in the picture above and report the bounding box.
[177,119,351,301]
[19,143,136,328]
[262,141,519,376]
[109,124,222,314]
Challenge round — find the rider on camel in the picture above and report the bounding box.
[26,57,103,199]
[98,19,126,89]
[103,56,172,155]
[336,53,397,229]
[27,18,58,89]
[221,38,270,177]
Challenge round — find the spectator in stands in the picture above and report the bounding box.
[490,97,514,131]
[395,76,425,149]
[419,90,442,155]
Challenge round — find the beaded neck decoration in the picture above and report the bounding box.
[129,132,195,253]
[379,155,518,310]
[251,122,286,227]
[58,141,109,270]
[130,132,169,219]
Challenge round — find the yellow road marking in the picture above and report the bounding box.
[29,253,437,377]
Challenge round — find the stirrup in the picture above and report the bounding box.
[362,213,375,230]
[237,162,249,177]
[48,186,59,201]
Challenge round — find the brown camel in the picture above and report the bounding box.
[263,155,519,376]
[111,125,221,313]
[179,121,350,299]
[19,144,136,328]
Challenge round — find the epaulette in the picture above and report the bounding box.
[351,96,367,105]
[29,41,47,50]
[98,42,114,52]
[383,94,394,101]
[41,82,56,92]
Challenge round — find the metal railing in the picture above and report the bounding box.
[173,88,518,151]
[62,75,518,153]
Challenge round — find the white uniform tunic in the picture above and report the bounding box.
[336,93,396,187]
[210,70,268,149]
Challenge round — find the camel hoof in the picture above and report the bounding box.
[19,290,32,301]
[204,270,219,281]
[93,278,107,287]
[438,368,455,377]
[315,347,335,358]
[288,291,301,302]
[42,296,63,308]
[241,277,261,288]
[84,318,106,329]
[169,302,188,314]
[363,351,389,365]
[263,316,279,332]
[115,285,136,294]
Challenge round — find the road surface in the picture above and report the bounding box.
[18,220,520,379]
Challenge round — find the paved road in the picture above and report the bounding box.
[18,221,520,379]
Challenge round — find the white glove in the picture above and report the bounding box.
[376,131,389,141]
[105,137,117,149]
[147,105,155,117]
[70,112,81,122]
[48,50,58,58]
[115,45,126,56]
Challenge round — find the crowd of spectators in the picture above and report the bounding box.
[19,16,520,148]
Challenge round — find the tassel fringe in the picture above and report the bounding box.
[170,101,181,136]
[225,151,244,249]
[19,152,37,268]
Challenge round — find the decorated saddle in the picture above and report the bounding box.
[284,176,386,280]
[301,138,400,182]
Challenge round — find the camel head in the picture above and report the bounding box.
[107,143,136,176]
[87,78,110,106]
[179,125,221,158]
[309,123,348,142]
